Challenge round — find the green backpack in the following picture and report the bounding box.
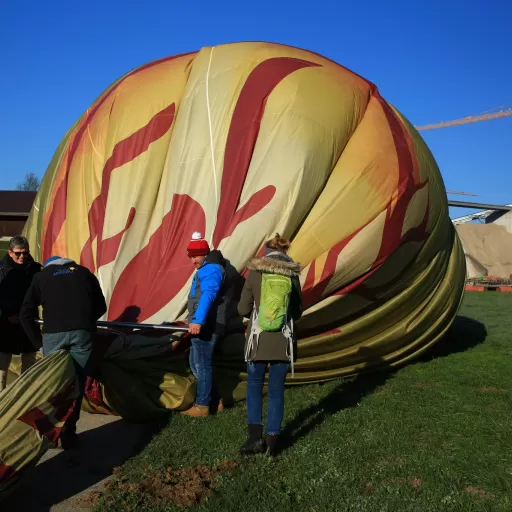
[258,273,292,331]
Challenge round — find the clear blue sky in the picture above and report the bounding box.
[1,0,510,219]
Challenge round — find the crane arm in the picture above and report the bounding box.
[415,108,512,131]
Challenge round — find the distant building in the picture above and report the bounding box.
[0,191,36,237]
[452,207,512,279]
[0,191,36,257]
[485,209,512,234]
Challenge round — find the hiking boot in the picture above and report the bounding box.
[265,434,279,457]
[180,404,209,417]
[240,424,265,455]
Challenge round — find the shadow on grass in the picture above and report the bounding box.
[419,315,488,362]
[279,348,393,454]
[279,316,487,454]
[3,415,168,512]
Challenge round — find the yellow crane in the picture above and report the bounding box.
[446,190,476,196]
[415,106,512,131]
[414,106,510,210]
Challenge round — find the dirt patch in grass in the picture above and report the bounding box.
[465,486,496,499]
[382,477,423,489]
[364,481,375,493]
[479,387,506,393]
[101,460,238,509]
[409,478,423,488]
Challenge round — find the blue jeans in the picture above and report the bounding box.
[43,330,93,433]
[189,334,217,406]
[247,361,289,435]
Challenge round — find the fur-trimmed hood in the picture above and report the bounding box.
[247,251,301,277]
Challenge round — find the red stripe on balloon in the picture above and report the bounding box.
[107,194,206,322]
[372,93,429,264]
[335,264,383,296]
[220,185,276,241]
[323,328,342,335]
[17,382,77,444]
[42,52,195,262]
[301,219,372,308]
[80,103,176,272]
[302,95,430,307]
[0,463,16,483]
[277,42,376,92]
[212,57,320,248]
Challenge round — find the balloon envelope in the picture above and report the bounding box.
[24,42,465,382]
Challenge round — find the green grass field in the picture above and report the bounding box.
[95,292,512,512]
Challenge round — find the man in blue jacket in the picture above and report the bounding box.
[182,232,225,417]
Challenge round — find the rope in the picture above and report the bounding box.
[205,46,218,245]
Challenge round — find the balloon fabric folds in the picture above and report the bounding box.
[24,42,465,386]
[0,351,78,499]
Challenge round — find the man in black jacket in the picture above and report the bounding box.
[0,235,41,390]
[20,256,107,448]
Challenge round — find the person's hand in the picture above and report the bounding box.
[8,315,19,324]
[188,323,201,335]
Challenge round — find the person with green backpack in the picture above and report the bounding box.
[237,233,302,456]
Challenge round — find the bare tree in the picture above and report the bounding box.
[16,172,40,192]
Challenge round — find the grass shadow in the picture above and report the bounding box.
[3,414,168,512]
[419,315,488,362]
[279,316,487,455]
[279,349,393,454]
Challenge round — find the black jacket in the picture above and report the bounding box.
[187,250,242,339]
[206,250,246,336]
[0,254,41,353]
[20,258,107,348]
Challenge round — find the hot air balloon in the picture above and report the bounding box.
[20,41,465,414]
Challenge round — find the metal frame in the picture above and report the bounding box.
[35,319,189,333]
[448,201,512,211]
[451,203,512,225]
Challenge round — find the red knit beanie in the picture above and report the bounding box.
[187,232,210,257]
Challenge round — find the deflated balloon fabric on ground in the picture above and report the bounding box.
[0,350,78,499]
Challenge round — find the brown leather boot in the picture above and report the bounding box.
[180,404,209,417]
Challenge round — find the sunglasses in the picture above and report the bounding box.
[11,250,30,257]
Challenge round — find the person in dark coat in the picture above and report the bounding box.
[0,236,41,391]
[20,255,107,449]
[237,233,302,456]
